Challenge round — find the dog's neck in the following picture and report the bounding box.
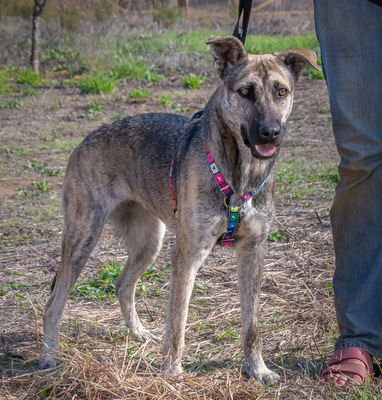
[202,88,277,196]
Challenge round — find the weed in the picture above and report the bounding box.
[16,68,46,85]
[85,99,104,113]
[114,58,162,82]
[73,261,124,301]
[129,87,150,99]
[32,179,51,192]
[268,228,289,242]
[26,160,61,177]
[111,112,124,120]
[320,170,340,186]
[79,72,117,94]
[181,73,205,89]
[158,94,172,107]
[3,99,26,109]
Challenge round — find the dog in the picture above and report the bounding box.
[40,35,319,383]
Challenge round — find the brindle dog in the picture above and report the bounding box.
[40,36,319,383]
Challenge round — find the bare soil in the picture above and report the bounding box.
[1,73,381,399]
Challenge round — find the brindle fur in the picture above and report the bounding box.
[40,36,319,383]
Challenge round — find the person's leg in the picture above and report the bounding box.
[314,0,382,385]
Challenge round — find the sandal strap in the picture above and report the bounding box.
[328,347,372,373]
[322,364,369,380]
[322,347,373,382]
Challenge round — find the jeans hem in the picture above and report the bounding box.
[335,341,382,359]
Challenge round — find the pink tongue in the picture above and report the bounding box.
[255,144,276,157]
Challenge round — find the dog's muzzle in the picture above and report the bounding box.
[241,124,283,159]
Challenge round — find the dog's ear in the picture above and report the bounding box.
[275,47,321,78]
[206,35,247,78]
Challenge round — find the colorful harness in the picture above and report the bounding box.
[206,145,268,246]
[169,110,268,246]
[169,145,268,246]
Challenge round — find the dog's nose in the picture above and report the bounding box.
[259,125,280,142]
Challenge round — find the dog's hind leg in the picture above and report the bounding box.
[109,203,166,342]
[40,194,109,369]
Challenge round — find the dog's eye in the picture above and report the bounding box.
[239,88,250,97]
[278,88,288,97]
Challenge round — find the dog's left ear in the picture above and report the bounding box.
[275,47,321,78]
[206,35,247,79]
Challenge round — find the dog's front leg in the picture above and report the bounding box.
[236,244,280,384]
[162,242,210,375]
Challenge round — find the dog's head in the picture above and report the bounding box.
[206,35,320,159]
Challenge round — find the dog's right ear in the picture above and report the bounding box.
[206,35,247,79]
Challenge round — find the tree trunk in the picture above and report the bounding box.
[31,0,48,74]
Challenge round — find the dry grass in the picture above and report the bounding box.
[0,21,381,400]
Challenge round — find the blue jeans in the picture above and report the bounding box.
[313,0,382,358]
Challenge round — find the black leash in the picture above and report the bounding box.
[232,0,253,45]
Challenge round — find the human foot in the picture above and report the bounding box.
[322,347,373,386]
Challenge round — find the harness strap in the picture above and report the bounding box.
[206,144,268,246]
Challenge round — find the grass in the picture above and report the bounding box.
[79,72,117,94]
[129,87,150,99]
[1,10,381,400]
[181,73,205,89]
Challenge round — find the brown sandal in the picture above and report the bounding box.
[322,347,373,386]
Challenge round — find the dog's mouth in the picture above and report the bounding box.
[241,126,280,159]
[254,144,277,158]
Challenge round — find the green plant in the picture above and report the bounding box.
[114,58,162,82]
[73,261,124,301]
[26,160,61,177]
[85,99,104,113]
[111,112,124,120]
[2,99,26,109]
[181,73,205,89]
[158,94,172,107]
[268,228,289,242]
[16,68,46,85]
[32,179,51,192]
[79,72,117,94]
[129,87,150,99]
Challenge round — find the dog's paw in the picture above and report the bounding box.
[162,361,183,375]
[38,355,57,370]
[129,326,159,343]
[244,362,280,385]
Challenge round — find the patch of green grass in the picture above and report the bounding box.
[129,87,150,99]
[73,261,124,302]
[79,72,117,94]
[16,68,46,85]
[53,138,82,152]
[32,179,51,192]
[158,94,172,107]
[181,73,205,89]
[246,35,320,55]
[111,111,124,120]
[85,99,104,113]
[26,160,61,177]
[2,99,27,109]
[114,57,163,82]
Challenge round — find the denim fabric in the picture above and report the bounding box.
[313,0,382,358]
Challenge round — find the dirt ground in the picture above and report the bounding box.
[1,71,381,399]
